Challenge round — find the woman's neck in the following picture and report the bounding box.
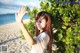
[40,30,43,33]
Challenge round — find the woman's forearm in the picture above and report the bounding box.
[15,7,36,45]
[19,22,36,45]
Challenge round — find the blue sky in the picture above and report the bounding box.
[0,0,41,14]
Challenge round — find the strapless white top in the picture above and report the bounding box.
[30,32,50,53]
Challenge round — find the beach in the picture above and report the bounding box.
[0,19,31,53]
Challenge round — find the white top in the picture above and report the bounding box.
[30,32,50,53]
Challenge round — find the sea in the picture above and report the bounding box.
[0,13,30,25]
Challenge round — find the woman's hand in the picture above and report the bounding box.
[15,7,26,23]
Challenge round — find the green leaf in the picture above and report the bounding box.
[76,18,80,22]
[63,17,71,23]
[62,25,67,29]
[58,32,63,40]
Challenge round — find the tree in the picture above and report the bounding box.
[21,0,80,53]
[41,0,80,53]
[25,6,30,11]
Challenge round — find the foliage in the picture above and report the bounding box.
[42,0,80,53]
[28,7,39,20]
[21,0,80,53]
[20,20,35,39]
[25,6,30,11]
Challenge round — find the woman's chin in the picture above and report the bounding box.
[38,28,42,31]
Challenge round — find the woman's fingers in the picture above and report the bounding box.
[21,7,26,15]
[20,7,25,16]
[15,6,26,23]
[17,8,21,15]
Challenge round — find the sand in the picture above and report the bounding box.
[0,19,31,53]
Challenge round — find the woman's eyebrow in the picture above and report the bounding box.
[37,18,41,21]
[40,17,44,20]
[37,17,44,22]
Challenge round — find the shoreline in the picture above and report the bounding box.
[0,19,30,26]
[0,19,30,35]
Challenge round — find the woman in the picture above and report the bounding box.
[15,7,53,53]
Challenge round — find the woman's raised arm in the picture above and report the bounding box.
[15,7,37,45]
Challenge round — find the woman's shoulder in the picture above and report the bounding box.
[40,31,49,38]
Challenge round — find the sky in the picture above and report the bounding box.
[0,0,41,14]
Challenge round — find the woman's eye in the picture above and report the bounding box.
[39,21,41,23]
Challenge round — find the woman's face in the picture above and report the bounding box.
[36,17,47,30]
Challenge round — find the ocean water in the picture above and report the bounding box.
[0,13,30,25]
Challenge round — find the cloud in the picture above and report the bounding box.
[0,0,40,8]
[0,0,13,4]
[0,0,41,14]
[28,2,37,7]
[14,1,27,6]
[27,1,40,8]
[0,8,17,14]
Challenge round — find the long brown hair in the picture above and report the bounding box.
[35,11,53,53]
